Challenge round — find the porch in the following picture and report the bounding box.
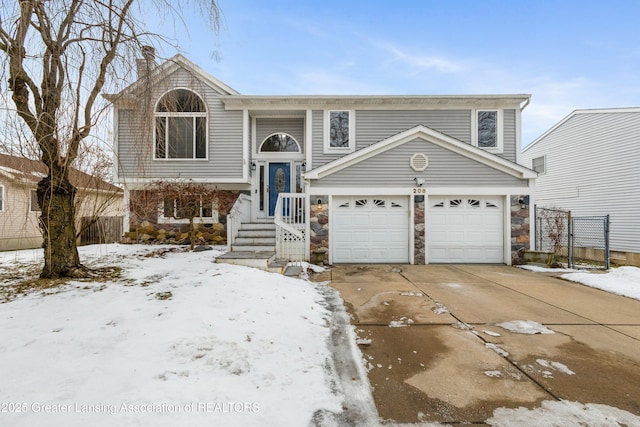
[216,192,307,272]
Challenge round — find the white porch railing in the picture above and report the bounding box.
[274,193,306,261]
[226,193,251,249]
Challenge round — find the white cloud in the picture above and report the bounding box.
[381,43,463,73]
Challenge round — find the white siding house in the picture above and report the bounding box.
[522,108,640,266]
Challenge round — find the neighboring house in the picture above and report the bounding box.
[522,108,640,267]
[106,52,536,265]
[0,154,124,251]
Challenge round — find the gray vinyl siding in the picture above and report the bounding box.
[117,67,244,180]
[311,108,518,168]
[316,138,527,188]
[255,117,305,152]
[522,110,640,253]
[502,109,516,162]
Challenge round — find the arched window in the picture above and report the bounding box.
[155,89,207,159]
[259,133,301,153]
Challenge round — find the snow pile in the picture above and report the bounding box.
[561,266,640,301]
[495,320,555,335]
[519,265,581,273]
[0,244,344,427]
[487,400,640,427]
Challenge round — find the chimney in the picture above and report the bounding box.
[136,45,156,79]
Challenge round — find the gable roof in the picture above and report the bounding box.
[304,125,536,180]
[0,154,122,193]
[524,107,640,153]
[103,54,239,104]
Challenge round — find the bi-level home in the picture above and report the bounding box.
[106,52,535,266]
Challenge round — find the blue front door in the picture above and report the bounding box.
[268,162,290,216]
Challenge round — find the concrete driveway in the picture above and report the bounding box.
[320,264,640,425]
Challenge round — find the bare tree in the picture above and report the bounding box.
[0,0,221,278]
[538,207,569,258]
[146,181,237,250]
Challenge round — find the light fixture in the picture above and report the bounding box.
[251,162,256,171]
[301,161,306,172]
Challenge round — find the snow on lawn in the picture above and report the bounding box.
[0,244,345,427]
[561,266,640,301]
[519,264,640,301]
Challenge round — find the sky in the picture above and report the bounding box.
[143,0,640,146]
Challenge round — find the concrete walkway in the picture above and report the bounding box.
[317,264,640,425]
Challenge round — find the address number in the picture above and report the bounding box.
[413,188,426,194]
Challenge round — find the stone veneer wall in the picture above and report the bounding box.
[511,195,530,263]
[309,195,329,265]
[414,196,425,264]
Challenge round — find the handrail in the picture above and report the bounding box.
[226,193,251,249]
[274,193,305,238]
[274,193,306,261]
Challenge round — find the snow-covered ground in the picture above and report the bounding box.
[519,265,640,301]
[1,245,639,426]
[0,244,351,427]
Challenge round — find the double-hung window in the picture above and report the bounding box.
[155,89,207,159]
[30,190,40,212]
[532,156,546,174]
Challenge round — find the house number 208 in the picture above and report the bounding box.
[413,188,426,194]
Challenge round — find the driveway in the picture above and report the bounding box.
[320,264,640,425]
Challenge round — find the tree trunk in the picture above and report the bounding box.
[37,174,83,278]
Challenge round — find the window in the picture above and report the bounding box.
[30,190,40,212]
[474,109,502,152]
[161,198,216,222]
[324,110,355,153]
[0,186,4,211]
[155,89,207,159]
[532,156,545,174]
[259,133,300,152]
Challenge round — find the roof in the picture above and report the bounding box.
[0,153,122,193]
[103,54,529,110]
[103,54,239,103]
[304,125,537,180]
[221,94,531,110]
[524,107,640,153]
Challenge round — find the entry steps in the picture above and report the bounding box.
[216,221,302,276]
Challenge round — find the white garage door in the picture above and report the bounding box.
[428,196,504,263]
[333,196,409,263]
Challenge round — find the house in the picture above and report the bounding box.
[106,52,536,265]
[0,154,124,251]
[522,108,640,267]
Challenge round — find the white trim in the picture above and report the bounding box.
[123,188,130,233]
[471,109,503,154]
[305,125,536,181]
[153,88,209,161]
[305,109,313,175]
[515,106,522,164]
[503,195,510,265]
[221,95,531,111]
[258,132,302,153]
[324,110,355,154]
[243,109,249,183]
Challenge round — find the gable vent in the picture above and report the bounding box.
[410,153,428,171]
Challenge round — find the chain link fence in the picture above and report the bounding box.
[535,207,610,269]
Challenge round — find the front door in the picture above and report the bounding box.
[268,162,290,216]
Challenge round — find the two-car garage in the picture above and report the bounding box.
[331,195,504,264]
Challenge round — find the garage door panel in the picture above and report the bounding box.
[333,196,409,263]
[428,196,504,264]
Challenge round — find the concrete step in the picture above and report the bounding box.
[237,229,276,238]
[231,244,276,252]
[233,237,276,245]
[240,222,276,231]
[215,251,276,270]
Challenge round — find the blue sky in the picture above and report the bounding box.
[150,0,640,145]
